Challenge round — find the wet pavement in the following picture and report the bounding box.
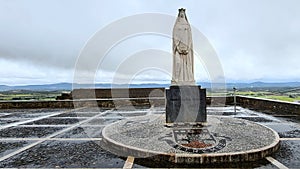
[0,106,299,168]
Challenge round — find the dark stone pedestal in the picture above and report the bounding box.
[166,85,206,123]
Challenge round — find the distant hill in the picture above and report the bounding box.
[0,85,12,91]
[225,81,300,89]
[0,82,300,91]
[0,83,72,91]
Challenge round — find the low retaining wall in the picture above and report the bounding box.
[237,95,300,115]
[207,96,234,106]
[0,100,74,109]
[71,88,165,99]
[0,98,165,109]
[1,92,300,116]
[0,96,232,109]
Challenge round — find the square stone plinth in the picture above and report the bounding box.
[166,85,206,123]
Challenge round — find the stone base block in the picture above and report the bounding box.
[166,85,206,123]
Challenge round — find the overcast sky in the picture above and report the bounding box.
[0,0,300,85]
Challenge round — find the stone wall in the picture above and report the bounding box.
[0,100,74,109]
[1,88,300,116]
[0,98,165,109]
[206,96,234,106]
[70,88,165,99]
[237,95,300,115]
[0,96,232,109]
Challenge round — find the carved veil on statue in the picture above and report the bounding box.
[166,8,207,124]
[172,8,195,85]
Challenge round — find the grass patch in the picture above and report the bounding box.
[263,96,300,102]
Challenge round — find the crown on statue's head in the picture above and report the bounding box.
[179,8,186,12]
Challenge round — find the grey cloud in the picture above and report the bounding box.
[0,0,300,85]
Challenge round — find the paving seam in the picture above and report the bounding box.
[110,111,149,114]
[280,138,300,141]
[123,156,134,169]
[19,124,107,128]
[266,156,289,169]
[18,125,74,128]
[0,107,86,130]
[93,117,125,119]
[0,108,113,162]
[50,117,88,119]
[0,138,102,141]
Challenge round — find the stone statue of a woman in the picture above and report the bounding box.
[172,8,195,85]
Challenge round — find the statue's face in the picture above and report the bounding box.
[179,10,185,18]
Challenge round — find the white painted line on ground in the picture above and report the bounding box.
[123,156,134,169]
[19,124,73,127]
[19,124,106,128]
[0,108,111,162]
[0,118,32,120]
[266,156,289,169]
[0,108,85,130]
[35,109,112,139]
[0,138,102,141]
[280,138,300,141]
[94,117,125,119]
[78,125,106,127]
[50,117,89,119]
[109,110,149,113]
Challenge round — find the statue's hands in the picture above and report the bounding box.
[181,50,189,55]
[178,49,189,55]
[177,41,189,55]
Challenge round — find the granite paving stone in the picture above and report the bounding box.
[236,116,275,123]
[0,141,125,168]
[25,118,82,125]
[84,118,124,125]
[52,112,99,118]
[279,129,300,138]
[0,119,20,125]
[0,141,33,157]
[0,126,65,138]
[272,140,300,168]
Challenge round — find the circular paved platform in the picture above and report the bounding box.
[101,114,280,164]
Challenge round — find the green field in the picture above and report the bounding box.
[0,90,68,101]
[233,91,300,103]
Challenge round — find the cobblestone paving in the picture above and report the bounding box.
[0,106,299,168]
